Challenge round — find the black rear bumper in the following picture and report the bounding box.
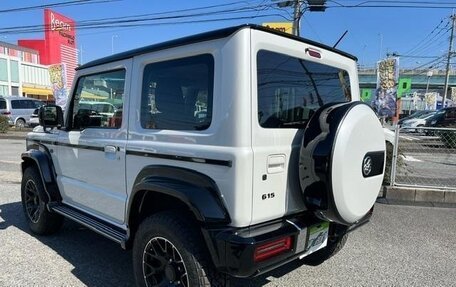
[202,211,371,278]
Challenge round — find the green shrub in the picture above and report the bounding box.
[0,115,8,133]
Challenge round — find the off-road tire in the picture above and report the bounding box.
[21,167,64,235]
[133,211,233,287]
[302,233,348,266]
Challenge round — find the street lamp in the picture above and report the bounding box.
[425,70,433,95]
[111,35,118,55]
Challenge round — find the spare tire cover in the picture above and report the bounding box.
[299,101,385,225]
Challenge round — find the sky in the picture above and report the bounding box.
[0,0,456,69]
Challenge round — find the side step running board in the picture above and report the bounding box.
[52,204,128,248]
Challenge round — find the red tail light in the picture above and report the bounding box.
[1,111,11,115]
[306,48,322,59]
[254,236,293,262]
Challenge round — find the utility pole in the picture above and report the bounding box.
[292,0,302,36]
[443,14,456,108]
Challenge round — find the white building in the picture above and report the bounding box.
[0,41,52,101]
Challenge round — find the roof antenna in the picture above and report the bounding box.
[333,30,348,48]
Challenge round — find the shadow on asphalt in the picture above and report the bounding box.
[0,201,313,287]
[0,201,134,286]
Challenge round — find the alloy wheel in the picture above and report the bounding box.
[142,237,189,287]
[24,179,41,223]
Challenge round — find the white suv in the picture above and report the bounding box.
[21,25,385,286]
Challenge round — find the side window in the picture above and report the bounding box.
[257,50,351,128]
[33,100,44,109]
[70,69,126,130]
[24,100,36,109]
[11,100,22,109]
[141,54,214,131]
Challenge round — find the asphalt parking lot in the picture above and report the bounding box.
[1,139,456,286]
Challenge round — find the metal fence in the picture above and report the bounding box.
[390,126,456,190]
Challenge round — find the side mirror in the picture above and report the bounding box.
[39,105,64,130]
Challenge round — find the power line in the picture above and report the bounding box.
[0,0,121,14]
[0,1,290,35]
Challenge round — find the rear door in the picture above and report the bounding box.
[250,31,356,225]
[55,60,131,224]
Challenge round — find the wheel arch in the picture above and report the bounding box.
[15,117,26,126]
[127,165,231,231]
[21,148,62,203]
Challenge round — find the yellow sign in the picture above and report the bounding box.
[262,22,293,34]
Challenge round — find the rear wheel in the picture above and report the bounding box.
[15,118,26,129]
[21,167,64,235]
[133,211,227,287]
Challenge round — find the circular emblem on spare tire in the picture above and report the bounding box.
[362,156,373,176]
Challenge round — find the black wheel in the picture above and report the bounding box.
[416,125,424,134]
[21,167,64,235]
[15,118,26,128]
[303,227,348,266]
[133,211,227,287]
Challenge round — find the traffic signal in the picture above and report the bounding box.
[307,0,326,11]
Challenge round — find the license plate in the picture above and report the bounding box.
[300,222,329,258]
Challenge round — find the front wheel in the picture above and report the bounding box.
[133,211,226,287]
[21,167,64,235]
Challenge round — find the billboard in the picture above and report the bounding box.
[48,63,67,108]
[45,9,76,49]
[372,57,399,117]
[262,22,293,34]
[45,9,77,107]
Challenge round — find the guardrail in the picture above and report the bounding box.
[390,126,456,190]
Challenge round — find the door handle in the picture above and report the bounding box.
[267,154,286,174]
[104,145,118,154]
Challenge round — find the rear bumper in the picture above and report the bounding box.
[203,211,371,278]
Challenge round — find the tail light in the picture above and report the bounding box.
[254,236,293,262]
[1,111,11,115]
[306,48,322,59]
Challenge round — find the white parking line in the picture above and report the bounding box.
[0,160,21,165]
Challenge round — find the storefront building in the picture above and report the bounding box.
[0,41,51,98]
[0,9,77,105]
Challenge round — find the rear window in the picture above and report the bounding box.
[0,99,5,109]
[257,50,351,128]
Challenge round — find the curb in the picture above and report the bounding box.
[377,186,456,208]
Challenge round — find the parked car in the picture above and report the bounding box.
[29,108,40,128]
[398,110,433,125]
[424,107,456,128]
[400,111,437,132]
[0,96,44,127]
[21,25,386,286]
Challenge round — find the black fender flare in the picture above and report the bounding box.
[21,148,62,203]
[127,165,231,225]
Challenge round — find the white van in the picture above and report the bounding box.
[0,96,44,127]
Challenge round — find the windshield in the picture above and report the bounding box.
[257,50,351,128]
[418,112,436,119]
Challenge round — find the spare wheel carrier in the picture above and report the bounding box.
[299,101,385,225]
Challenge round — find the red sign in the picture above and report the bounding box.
[45,9,76,49]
